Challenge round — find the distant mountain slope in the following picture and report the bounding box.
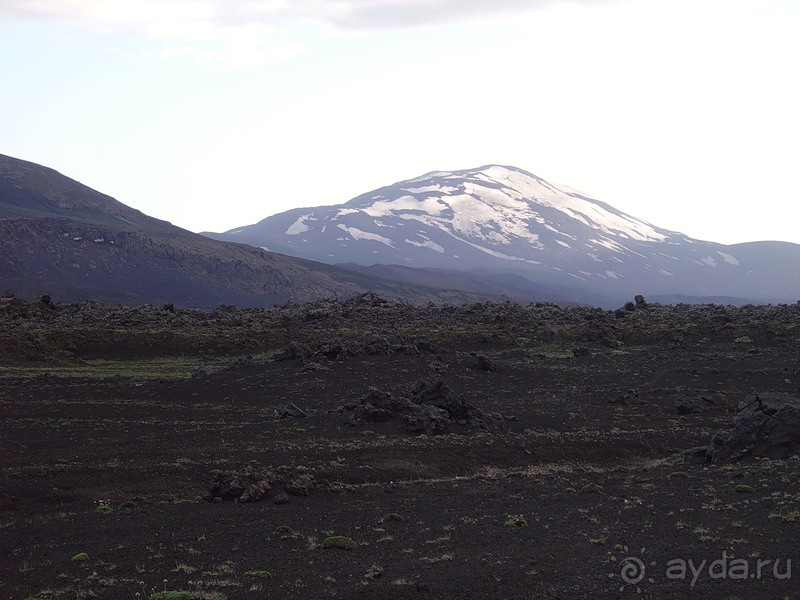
[206,165,800,304]
[0,154,176,233]
[0,154,491,307]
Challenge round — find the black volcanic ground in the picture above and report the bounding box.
[2,294,800,599]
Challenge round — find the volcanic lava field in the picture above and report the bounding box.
[2,294,799,599]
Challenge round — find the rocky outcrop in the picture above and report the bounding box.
[707,393,800,463]
[206,466,276,503]
[347,378,507,435]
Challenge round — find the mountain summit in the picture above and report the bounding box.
[207,165,799,305]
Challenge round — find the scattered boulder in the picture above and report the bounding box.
[403,404,450,435]
[707,393,800,463]
[429,356,448,374]
[274,402,307,419]
[610,388,640,406]
[239,479,272,503]
[285,473,316,496]
[414,338,439,354]
[474,353,499,372]
[346,378,509,434]
[349,387,407,423]
[407,378,473,421]
[207,466,275,503]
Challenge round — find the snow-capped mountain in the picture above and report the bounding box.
[206,165,800,304]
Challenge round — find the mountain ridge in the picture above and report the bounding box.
[206,164,800,305]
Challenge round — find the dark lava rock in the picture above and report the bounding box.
[414,339,438,354]
[285,473,316,496]
[403,404,449,434]
[429,357,448,374]
[207,467,275,503]
[274,402,307,419]
[349,387,410,423]
[407,378,472,421]
[239,479,272,503]
[610,388,640,406]
[475,353,499,372]
[346,378,508,434]
[276,465,295,479]
[707,393,800,463]
[675,392,720,415]
[361,334,392,356]
[273,492,290,505]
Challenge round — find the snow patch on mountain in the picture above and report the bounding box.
[364,196,448,217]
[405,237,445,253]
[286,214,314,235]
[405,184,458,195]
[336,224,395,247]
[699,256,718,267]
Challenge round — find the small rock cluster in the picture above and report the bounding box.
[205,465,319,504]
[345,378,508,435]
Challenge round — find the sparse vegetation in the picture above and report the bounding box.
[775,511,800,523]
[581,483,603,494]
[273,525,297,539]
[504,514,529,527]
[245,570,272,580]
[320,536,358,550]
[382,513,407,523]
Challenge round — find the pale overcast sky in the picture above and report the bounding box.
[1,0,798,244]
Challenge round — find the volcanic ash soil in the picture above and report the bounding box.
[1,294,800,599]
